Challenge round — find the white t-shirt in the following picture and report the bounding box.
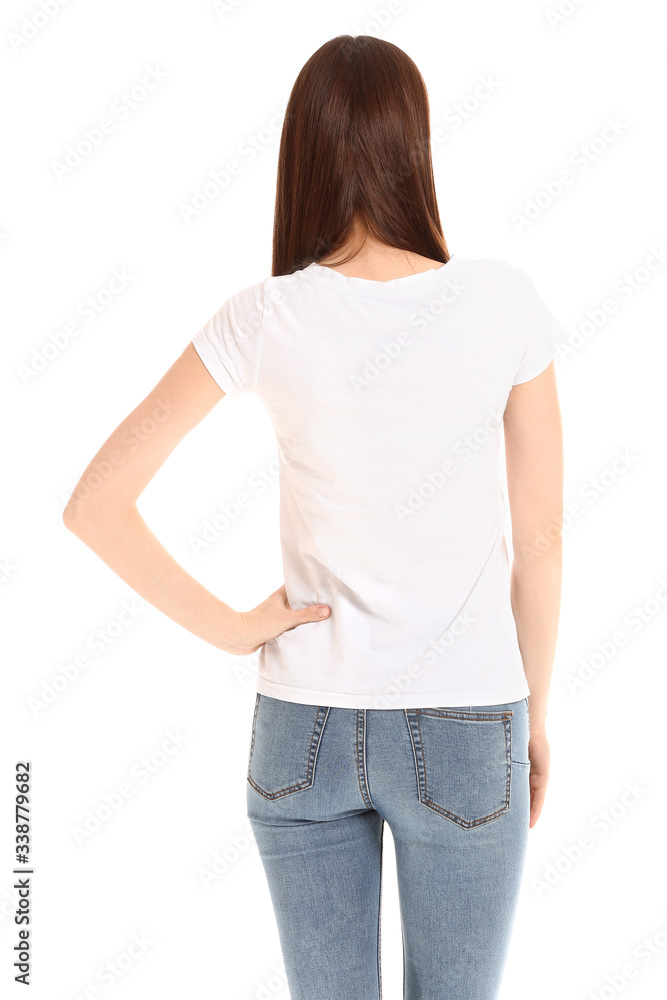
[191,255,564,709]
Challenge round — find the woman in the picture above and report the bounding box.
[64,34,563,1000]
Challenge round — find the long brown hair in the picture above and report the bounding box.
[272,35,450,277]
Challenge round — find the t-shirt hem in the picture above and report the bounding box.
[255,673,530,710]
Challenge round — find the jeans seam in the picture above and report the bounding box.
[504,716,512,813]
[377,816,384,1000]
[247,691,260,780]
[356,709,374,809]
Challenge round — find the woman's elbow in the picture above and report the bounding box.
[62,497,94,536]
[62,492,126,536]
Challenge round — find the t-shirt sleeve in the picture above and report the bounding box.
[509,265,565,385]
[190,279,265,398]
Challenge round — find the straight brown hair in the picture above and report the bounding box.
[272,35,450,277]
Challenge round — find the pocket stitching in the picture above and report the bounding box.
[421,708,514,721]
[409,710,512,829]
[247,696,330,800]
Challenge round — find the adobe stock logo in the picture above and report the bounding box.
[531,780,648,898]
[51,68,169,180]
[585,915,667,1000]
[393,408,503,523]
[18,268,135,384]
[432,75,501,145]
[556,246,667,361]
[510,117,628,233]
[7,0,72,53]
[565,577,667,694]
[350,276,467,391]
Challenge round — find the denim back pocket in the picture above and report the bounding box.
[247,693,330,800]
[405,707,512,828]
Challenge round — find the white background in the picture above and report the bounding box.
[2,1,666,998]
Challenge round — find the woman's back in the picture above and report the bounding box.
[192,252,563,709]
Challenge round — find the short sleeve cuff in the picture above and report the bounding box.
[512,347,556,385]
[191,329,242,399]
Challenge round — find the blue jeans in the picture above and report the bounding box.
[246,693,531,1000]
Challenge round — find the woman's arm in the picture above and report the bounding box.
[503,360,563,826]
[63,343,330,655]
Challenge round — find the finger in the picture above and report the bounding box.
[529,782,547,828]
[529,802,541,828]
[288,603,330,624]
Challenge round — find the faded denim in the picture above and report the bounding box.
[246,693,531,1000]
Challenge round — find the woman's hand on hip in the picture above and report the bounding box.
[227,584,330,655]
